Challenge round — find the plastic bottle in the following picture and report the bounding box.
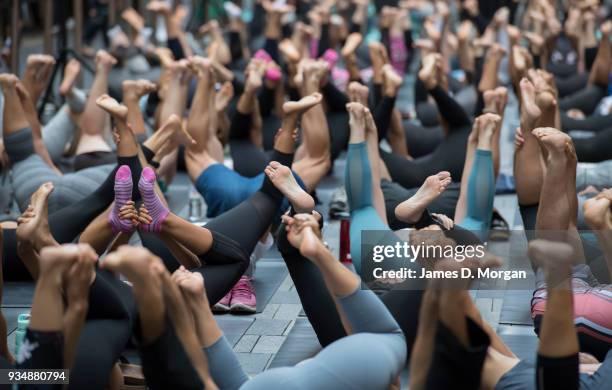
[14,313,30,356]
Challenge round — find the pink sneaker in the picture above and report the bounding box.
[213,291,232,312]
[230,277,257,313]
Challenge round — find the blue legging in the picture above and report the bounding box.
[457,149,495,240]
[345,142,389,275]
[204,288,406,390]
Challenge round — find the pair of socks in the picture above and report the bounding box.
[109,166,169,233]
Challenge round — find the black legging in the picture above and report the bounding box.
[559,84,607,116]
[381,179,460,230]
[276,217,422,360]
[228,110,270,177]
[383,87,471,188]
[572,127,612,162]
[2,154,144,281]
[536,353,579,390]
[402,122,443,158]
[562,112,612,132]
[426,317,490,390]
[143,149,294,306]
[69,268,137,389]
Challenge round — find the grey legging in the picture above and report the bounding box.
[204,288,406,390]
[42,88,87,163]
[6,128,113,213]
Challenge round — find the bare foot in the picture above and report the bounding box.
[155,47,175,67]
[418,53,439,90]
[38,244,97,283]
[0,73,18,91]
[382,64,403,96]
[22,55,55,102]
[583,193,612,230]
[282,213,324,259]
[524,32,544,51]
[348,82,369,105]
[102,246,161,286]
[189,55,213,75]
[146,114,195,154]
[16,183,54,250]
[528,239,574,281]
[282,92,322,115]
[341,32,363,57]
[95,50,117,73]
[146,0,171,15]
[96,94,128,120]
[519,78,541,125]
[478,114,501,146]
[167,59,192,84]
[59,59,81,96]
[122,79,157,100]
[347,101,367,132]
[532,127,572,158]
[172,267,206,298]
[494,87,508,114]
[215,82,234,112]
[395,172,451,223]
[265,161,315,212]
[245,65,263,92]
[279,39,301,63]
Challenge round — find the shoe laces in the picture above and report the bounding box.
[233,277,254,299]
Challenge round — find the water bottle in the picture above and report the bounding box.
[14,313,30,356]
[188,188,203,222]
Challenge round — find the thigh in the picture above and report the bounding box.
[12,155,60,211]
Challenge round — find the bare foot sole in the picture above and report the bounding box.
[583,196,612,230]
[282,92,322,116]
[96,94,128,119]
[215,81,235,112]
[265,161,315,212]
[528,239,574,273]
[59,59,81,96]
[16,182,54,248]
[532,127,572,156]
[0,74,18,90]
[396,172,451,223]
[341,33,363,57]
[519,78,542,124]
[122,79,157,99]
[418,53,439,89]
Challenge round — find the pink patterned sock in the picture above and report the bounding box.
[322,49,339,69]
[254,49,272,63]
[109,165,134,233]
[265,67,281,82]
[138,167,169,233]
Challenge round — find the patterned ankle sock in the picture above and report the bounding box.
[138,167,169,232]
[109,165,134,233]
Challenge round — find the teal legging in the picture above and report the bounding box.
[204,288,407,390]
[345,142,389,275]
[457,149,495,240]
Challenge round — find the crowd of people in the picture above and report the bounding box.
[0,0,612,388]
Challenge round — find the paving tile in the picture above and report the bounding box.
[234,335,260,353]
[252,335,287,354]
[274,304,302,320]
[246,318,291,336]
[269,289,301,304]
[235,353,272,375]
[254,303,279,319]
[283,320,295,336]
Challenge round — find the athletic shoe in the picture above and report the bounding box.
[489,210,510,241]
[213,291,232,312]
[329,186,349,219]
[230,277,257,313]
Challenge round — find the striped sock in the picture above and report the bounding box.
[138,167,169,233]
[109,165,134,233]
